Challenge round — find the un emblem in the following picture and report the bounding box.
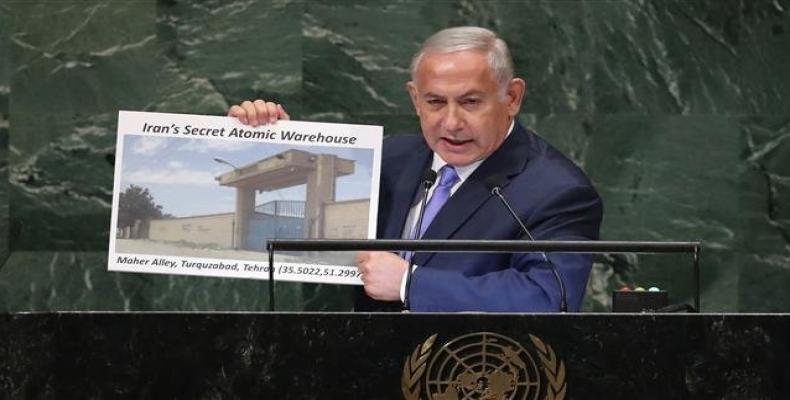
[401,332,566,400]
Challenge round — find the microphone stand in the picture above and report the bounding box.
[491,186,568,312]
[403,172,436,310]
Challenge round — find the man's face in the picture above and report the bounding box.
[407,50,525,167]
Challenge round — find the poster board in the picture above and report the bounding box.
[109,111,382,285]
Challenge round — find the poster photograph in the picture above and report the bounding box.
[109,111,383,285]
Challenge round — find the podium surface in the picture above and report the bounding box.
[1,312,788,399]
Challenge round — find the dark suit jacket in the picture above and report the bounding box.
[355,122,603,312]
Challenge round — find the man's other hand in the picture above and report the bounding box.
[227,99,290,126]
[355,251,408,301]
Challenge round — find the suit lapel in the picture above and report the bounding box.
[413,122,533,265]
[382,142,432,239]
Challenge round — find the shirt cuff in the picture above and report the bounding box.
[400,265,418,302]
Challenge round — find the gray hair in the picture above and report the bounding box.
[410,26,514,93]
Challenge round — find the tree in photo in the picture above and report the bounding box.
[117,184,165,230]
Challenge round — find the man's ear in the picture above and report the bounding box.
[406,81,421,116]
[505,78,526,117]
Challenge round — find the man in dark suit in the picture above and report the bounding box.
[229,27,602,312]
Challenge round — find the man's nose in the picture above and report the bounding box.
[441,104,464,132]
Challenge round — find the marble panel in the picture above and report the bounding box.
[738,116,790,311]
[0,251,322,311]
[302,0,450,117]
[0,3,8,266]
[498,0,597,116]
[583,115,743,311]
[155,0,303,115]
[729,0,790,114]
[9,1,159,117]
[8,1,159,251]
[0,129,6,267]
[591,0,790,114]
[8,112,115,250]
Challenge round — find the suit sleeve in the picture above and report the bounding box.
[408,184,603,312]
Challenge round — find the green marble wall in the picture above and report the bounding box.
[0,0,787,312]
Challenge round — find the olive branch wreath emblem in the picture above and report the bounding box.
[529,334,566,400]
[401,334,437,400]
[400,333,566,400]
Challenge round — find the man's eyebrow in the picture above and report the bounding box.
[422,91,486,98]
[459,90,486,98]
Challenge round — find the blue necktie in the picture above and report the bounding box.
[417,165,460,239]
[404,165,459,262]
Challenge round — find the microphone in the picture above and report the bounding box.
[484,175,568,312]
[403,168,437,310]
